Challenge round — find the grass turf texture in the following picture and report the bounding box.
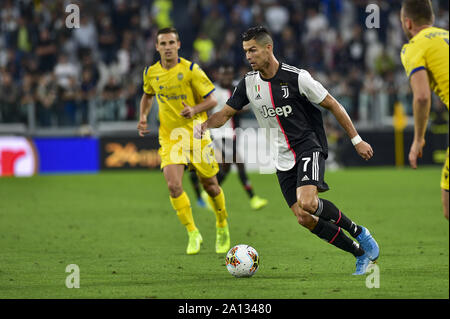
[0,167,448,299]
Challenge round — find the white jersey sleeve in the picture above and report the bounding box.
[297,70,328,105]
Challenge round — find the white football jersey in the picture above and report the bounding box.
[226,63,329,171]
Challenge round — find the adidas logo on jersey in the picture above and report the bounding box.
[260,105,293,118]
[301,175,309,182]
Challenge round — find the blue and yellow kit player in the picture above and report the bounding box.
[400,0,449,219]
[138,27,231,253]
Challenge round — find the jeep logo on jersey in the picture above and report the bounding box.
[260,105,293,118]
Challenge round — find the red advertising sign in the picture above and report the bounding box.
[0,137,38,177]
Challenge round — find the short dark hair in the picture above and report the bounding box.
[402,0,434,26]
[156,27,180,42]
[241,26,273,46]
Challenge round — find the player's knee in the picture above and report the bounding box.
[204,184,220,197]
[167,182,183,198]
[297,197,318,214]
[202,179,220,197]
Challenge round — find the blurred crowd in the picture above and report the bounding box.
[0,0,448,128]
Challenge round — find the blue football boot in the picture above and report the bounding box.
[352,253,371,275]
[356,226,379,261]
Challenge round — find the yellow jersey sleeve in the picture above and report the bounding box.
[191,63,215,98]
[143,66,155,95]
[401,43,427,78]
[400,27,449,108]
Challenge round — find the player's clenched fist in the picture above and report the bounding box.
[137,120,150,137]
[180,101,196,119]
[355,141,374,161]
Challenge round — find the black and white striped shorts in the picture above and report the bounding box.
[276,150,329,208]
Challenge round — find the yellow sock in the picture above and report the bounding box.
[169,192,197,232]
[206,188,228,228]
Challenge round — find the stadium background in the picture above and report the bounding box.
[0,0,449,301]
[0,0,448,175]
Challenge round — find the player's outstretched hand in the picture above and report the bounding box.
[355,141,373,161]
[181,101,196,119]
[194,122,208,139]
[137,120,150,137]
[408,139,425,169]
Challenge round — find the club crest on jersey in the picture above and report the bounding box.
[177,72,184,81]
[260,104,293,118]
[255,84,262,100]
[281,85,289,98]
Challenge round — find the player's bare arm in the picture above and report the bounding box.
[137,92,154,136]
[408,69,431,169]
[180,93,218,119]
[319,94,373,161]
[194,104,237,138]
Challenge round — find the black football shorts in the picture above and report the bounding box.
[276,150,329,208]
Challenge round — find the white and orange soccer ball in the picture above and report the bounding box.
[225,244,260,278]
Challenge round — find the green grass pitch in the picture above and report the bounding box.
[0,167,448,299]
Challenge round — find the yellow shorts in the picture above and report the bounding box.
[440,148,449,190]
[159,136,219,179]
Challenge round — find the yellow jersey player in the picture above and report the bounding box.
[400,0,449,220]
[137,27,231,254]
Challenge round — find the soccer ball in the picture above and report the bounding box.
[225,244,260,278]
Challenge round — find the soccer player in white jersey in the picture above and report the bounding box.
[196,26,379,275]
